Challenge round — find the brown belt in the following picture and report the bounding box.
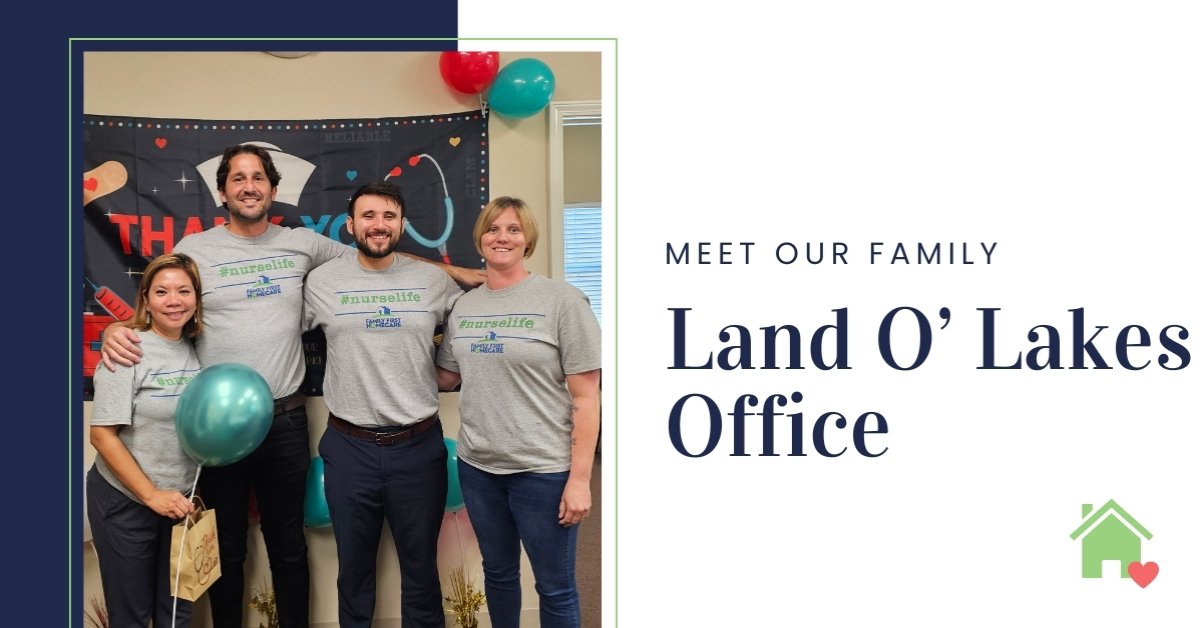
[274,391,306,415]
[327,413,438,446]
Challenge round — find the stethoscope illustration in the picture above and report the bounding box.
[385,153,453,264]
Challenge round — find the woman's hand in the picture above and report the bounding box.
[145,489,196,520]
[558,477,591,527]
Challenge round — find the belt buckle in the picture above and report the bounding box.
[374,431,387,446]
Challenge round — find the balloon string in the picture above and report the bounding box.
[171,463,203,628]
[188,462,202,500]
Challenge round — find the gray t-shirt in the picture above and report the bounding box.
[92,331,202,503]
[437,274,601,473]
[304,254,462,426]
[175,223,349,398]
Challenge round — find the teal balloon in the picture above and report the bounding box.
[175,362,273,467]
[444,437,465,512]
[304,457,331,527]
[487,58,556,119]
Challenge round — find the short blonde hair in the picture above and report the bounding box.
[129,253,204,338]
[473,196,539,260]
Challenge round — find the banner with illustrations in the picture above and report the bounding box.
[82,111,488,395]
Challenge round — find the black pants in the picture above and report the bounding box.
[88,465,193,628]
[198,404,311,628]
[319,419,447,628]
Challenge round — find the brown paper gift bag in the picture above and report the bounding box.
[169,497,221,601]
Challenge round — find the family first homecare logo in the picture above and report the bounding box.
[365,306,403,329]
[1069,499,1158,588]
[246,275,282,299]
[469,331,505,354]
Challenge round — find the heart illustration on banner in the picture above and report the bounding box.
[1128,561,1158,588]
[449,137,461,147]
[154,137,167,149]
[408,156,421,167]
[83,178,99,192]
[388,166,402,177]
[346,170,358,181]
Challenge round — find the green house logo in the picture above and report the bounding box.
[1069,499,1152,579]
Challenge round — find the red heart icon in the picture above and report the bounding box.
[1128,561,1158,588]
[154,137,167,149]
[83,178,99,192]
[408,155,421,167]
[389,166,402,177]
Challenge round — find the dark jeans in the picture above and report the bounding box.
[198,404,311,628]
[320,419,447,628]
[458,461,580,628]
[87,465,193,628]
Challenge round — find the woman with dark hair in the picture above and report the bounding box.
[87,252,204,628]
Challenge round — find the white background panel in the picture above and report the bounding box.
[462,4,1198,625]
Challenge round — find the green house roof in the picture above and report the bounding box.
[1069,499,1152,541]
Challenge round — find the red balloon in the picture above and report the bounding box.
[439,51,501,95]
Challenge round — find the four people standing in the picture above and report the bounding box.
[95,148,600,626]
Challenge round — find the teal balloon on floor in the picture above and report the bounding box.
[175,362,273,467]
[304,457,331,527]
[445,437,465,512]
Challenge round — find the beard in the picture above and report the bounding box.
[355,231,399,258]
[225,195,271,224]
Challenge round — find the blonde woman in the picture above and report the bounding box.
[437,197,601,627]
